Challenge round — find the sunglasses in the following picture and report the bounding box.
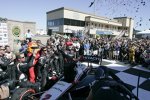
[31,47,39,49]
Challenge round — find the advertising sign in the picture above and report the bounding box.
[40,81,72,100]
[0,22,8,46]
[83,55,100,64]
[12,26,21,37]
[49,27,59,32]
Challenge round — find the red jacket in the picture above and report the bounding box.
[65,41,73,46]
[28,51,40,83]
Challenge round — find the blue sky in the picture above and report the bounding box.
[0,0,150,31]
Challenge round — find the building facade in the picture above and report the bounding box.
[0,17,36,50]
[36,29,46,35]
[47,7,134,39]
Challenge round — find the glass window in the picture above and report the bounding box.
[64,18,70,25]
[118,27,122,30]
[80,21,85,26]
[95,24,97,27]
[71,19,76,26]
[106,25,109,28]
[48,18,85,27]
[59,18,64,25]
[48,21,54,26]
[48,18,64,26]
[54,19,58,26]
[51,21,54,26]
[86,22,89,26]
[76,20,80,26]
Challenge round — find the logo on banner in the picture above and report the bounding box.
[83,55,100,64]
[12,26,21,37]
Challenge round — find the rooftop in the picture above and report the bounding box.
[8,19,36,24]
[47,7,114,20]
[46,7,132,24]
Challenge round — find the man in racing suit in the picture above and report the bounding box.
[27,42,41,83]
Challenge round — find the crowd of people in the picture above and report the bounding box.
[82,37,150,66]
[0,33,150,98]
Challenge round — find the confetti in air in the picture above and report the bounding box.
[89,0,150,29]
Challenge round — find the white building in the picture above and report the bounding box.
[0,17,36,50]
[47,7,134,39]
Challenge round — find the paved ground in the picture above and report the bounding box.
[94,59,150,100]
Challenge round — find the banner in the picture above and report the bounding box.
[0,22,8,46]
[83,55,100,64]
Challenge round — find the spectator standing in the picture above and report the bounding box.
[129,44,136,64]
[25,29,33,42]
[73,40,80,58]
[84,40,91,55]
[5,45,15,60]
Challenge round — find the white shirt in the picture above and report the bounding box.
[5,52,13,59]
[25,32,33,38]
[73,42,80,51]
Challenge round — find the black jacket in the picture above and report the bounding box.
[15,56,35,80]
[0,56,11,71]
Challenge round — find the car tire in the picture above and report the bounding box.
[11,88,35,100]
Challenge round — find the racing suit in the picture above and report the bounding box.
[28,51,41,83]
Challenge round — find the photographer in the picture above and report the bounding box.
[0,46,12,71]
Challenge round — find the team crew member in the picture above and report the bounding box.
[129,44,135,64]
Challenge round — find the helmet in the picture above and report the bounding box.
[27,42,39,53]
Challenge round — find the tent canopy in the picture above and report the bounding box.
[136,30,150,35]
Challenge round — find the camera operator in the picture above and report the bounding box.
[0,46,12,71]
[0,46,17,83]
